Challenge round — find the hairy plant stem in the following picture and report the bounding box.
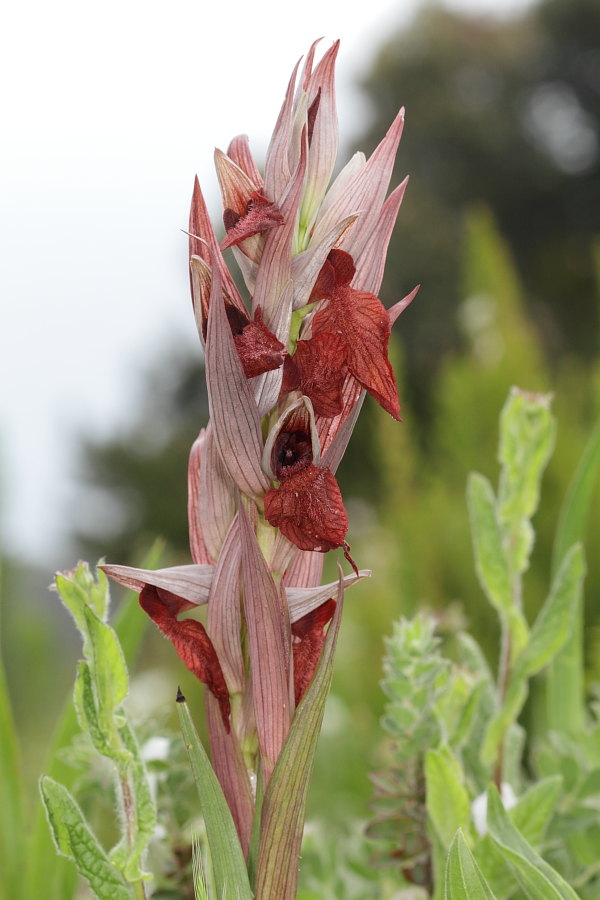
[119,771,147,900]
[494,620,512,790]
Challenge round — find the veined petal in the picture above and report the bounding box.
[189,177,246,315]
[264,58,301,203]
[140,584,230,729]
[188,428,212,564]
[290,214,357,310]
[215,147,260,215]
[253,131,308,341]
[190,255,212,344]
[317,372,363,460]
[299,38,321,94]
[231,246,258,295]
[205,693,253,857]
[286,568,370,622]
[252,282,292,418]
[207,515,245,694]
[313,109,405,256]
[227,134,262,187]
[310,151,365,243]
[297,41,339,250]
[389,284,420,326]
[238,502,292,782]
[198,424,237,562]
[320,385,365,474]
[205,266,270,498]
[353,177,408,294]
[100,563,214,608]
[283,548,324,589]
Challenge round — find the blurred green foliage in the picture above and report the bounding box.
[359,0,600,418]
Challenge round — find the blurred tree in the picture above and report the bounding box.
[73,0,600,563]
[359,0,600,420]
[72,353,208,564]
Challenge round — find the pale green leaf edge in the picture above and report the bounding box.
[177,696,253,900]
[445,830,499,900]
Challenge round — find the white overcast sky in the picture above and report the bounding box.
[1,0,532,566]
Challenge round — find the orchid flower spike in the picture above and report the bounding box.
[103,39,417,860]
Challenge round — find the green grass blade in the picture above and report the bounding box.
[0,627,27,900]
[177,692,253,900]
[486,784,581,900]
[546,420,600,733]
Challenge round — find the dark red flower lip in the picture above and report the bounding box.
[262,397,321,481]
[139,584,231,731]
[221,190,284,249]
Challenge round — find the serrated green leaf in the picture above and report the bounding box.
[40,777,132,900]
[255,584,345,900]
[446,830,499,900]
[486,784,582,900]
[516,545,585,679]
[425,747,471,848]
[177,697,252,900]
[497,388,555,576]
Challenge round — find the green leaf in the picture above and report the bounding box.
[467,473,512,614]
[83,605,128,728]
[547,419,600,734]
[467,473,528,653]
[255,581,345,900]
[497,388,556,576]
[486,784,582,900]
[511,776,562,847]
[73,660,113,757]
[425,747,471,848]
[516,545,585,679]
[445,830,499,900]
[40,777,132,900]
[177,695,253,900]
